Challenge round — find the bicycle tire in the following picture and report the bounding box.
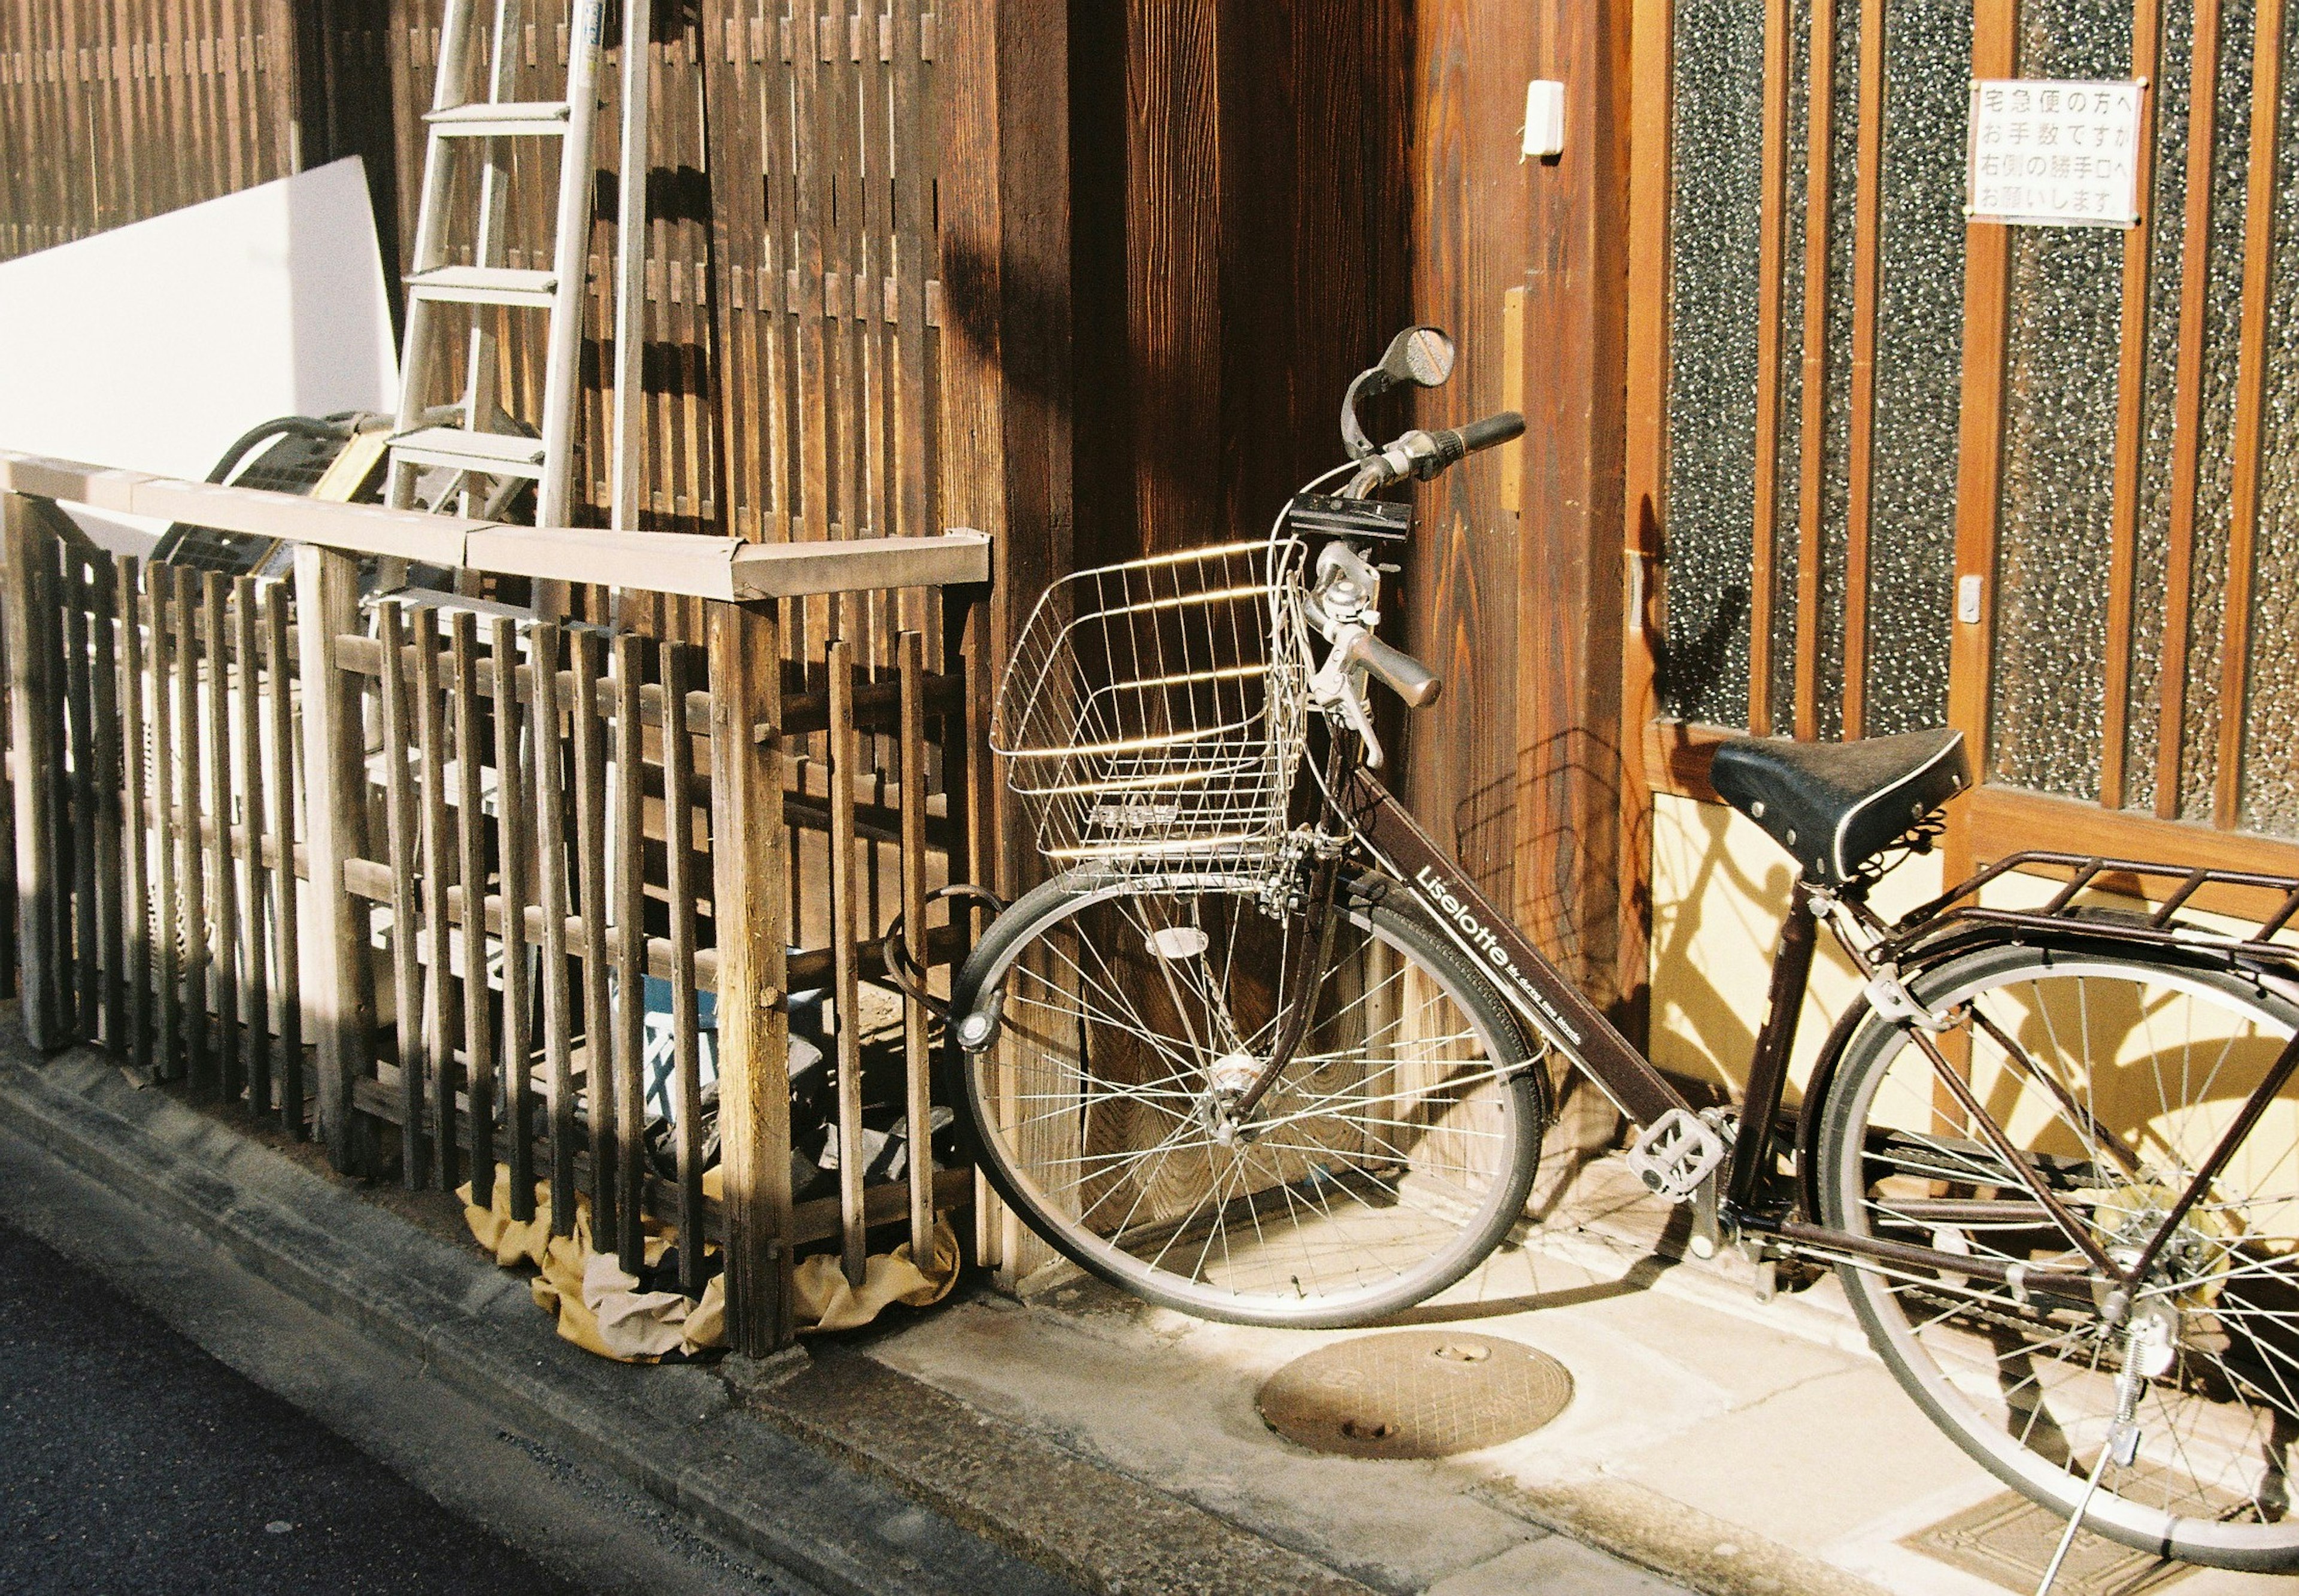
[1815,938,2299,1570]
[949,867,1545,1328]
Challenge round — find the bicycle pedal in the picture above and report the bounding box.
[1624,1108,1726,1203]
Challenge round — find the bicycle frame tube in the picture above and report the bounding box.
[1726,889,1819,1212]
[1342,767,1692,1128]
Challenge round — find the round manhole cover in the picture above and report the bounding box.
[1257,1331,1573,1459]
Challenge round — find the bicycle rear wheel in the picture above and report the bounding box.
[1816,940,2299,1570]
[951,868,1544,1327]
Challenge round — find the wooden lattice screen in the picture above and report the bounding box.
[0,1,951,562]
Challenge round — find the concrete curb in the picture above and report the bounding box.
[0,1049,1078,1596]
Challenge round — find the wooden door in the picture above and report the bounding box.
[1628,0,2299,906]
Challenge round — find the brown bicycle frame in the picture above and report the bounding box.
[1332,763,2150,1301]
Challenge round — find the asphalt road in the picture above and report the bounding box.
[0,1216,577,1596]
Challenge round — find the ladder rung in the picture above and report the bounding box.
[424,101,572,138]
[406,266,559,308]
[390,427,548,478]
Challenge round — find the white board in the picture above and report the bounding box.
[0,157,399,548]
[1966,78,2145,229]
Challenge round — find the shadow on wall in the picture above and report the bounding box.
[1646,792,1945,1108]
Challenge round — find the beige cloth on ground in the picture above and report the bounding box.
[460,1179,722,1361]
[462,1177,959,1356]
[793,1221,962,1333]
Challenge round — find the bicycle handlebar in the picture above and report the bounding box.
[1347,409,1528,492]
[1424,411,1525,474]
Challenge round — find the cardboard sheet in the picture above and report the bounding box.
[0,158,399,550]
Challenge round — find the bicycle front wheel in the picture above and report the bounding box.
[1816,940,2299,1570]
[951,869,1544,1327]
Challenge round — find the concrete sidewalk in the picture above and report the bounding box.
[0,1037,2281,1595]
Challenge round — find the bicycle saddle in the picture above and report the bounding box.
[1709,726,1969,886]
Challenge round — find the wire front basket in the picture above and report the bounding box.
[993,539,1311,870]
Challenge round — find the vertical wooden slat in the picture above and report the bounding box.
[149,561,181,1077]
[1839,0,1887,739]
[40,539,72,1019]
[610,632,648,1269]
[709,596,794,1351]
[896,629,932,1255]
[414,607,457,1191]
[2101,5,2166,810]
[1943,0,2022,881]
[1619,0,1674,1043]
[232,574,269,1111]
[1,497,62,1049]
[203,571,241,1102]
[261,578,301,1137]
[490,617,536,1222]
[531,621,579,1233]
[90,557,123,1051]
[379,600,426,1179]
[660,638,705,1297]
[791,0,832,542]
[1793,0,1836,742]
[1747,0,1792,736]
[2215,0,2284,830]
[65,552,98,1037]
[2157,0,2225,819]
[451,609,496,1209]
[569,627,617,1243]
[890,0,932,553]
[174,566,211,1086]
[116,556,151,1073]
[827,636,865,1284]
[292,544,375,1172]
[760,1,797,539]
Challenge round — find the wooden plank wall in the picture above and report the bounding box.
[1,2,956,563]
[0,1,298,259]
[1076,0,1636,1015]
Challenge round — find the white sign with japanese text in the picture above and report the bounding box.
[1966,78,2144,227]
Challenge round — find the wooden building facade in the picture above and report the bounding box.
[8,0,2299,1070]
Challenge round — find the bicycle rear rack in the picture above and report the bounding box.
[1886,849,2299,971]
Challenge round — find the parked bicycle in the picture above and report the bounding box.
[941,327,2299,1573]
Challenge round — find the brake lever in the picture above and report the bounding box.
[1310,623,1388,769]
[1334,677,1386,769]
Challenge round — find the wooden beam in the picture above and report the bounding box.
[292,544,377,1173]
[1793,0,1836,741]
[1514,0,1634,1019]
[2100,3,2164,810]
[2215,0,2283,831]
[1942,0,2021,887]
[711,599,794,1352]
[0,450,989,600]
[1748,0,1791,737]
[937,0,1072,903]
[1840,0,1886,739]
[2157,0,2224,819]
[1619,0,1675,1046]
[2,496,63,1048]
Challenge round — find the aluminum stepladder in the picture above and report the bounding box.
[386,0,608,529]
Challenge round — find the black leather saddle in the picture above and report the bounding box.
[1708,726,1970,887]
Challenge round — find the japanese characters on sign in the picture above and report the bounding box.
[1966,78,2144,227]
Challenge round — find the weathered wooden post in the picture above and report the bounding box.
[708,597,795,1354]
[293,544,378,1173]
[2,493,63,1049]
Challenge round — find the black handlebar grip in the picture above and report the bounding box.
[1430,410,1527,467]
[1355,632,1444,708]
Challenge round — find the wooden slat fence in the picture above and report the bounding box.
[0,472,985,1356]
